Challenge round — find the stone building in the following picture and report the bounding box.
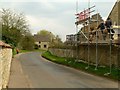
[66,1,120,44]
[108,0,120,26]
[80,13,103,32]
[66,13,104,44]
[34,34,51,50]
[108,0,120,44]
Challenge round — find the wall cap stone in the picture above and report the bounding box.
[0,41,12,48]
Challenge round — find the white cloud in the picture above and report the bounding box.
[39,2,55,10]
[26,15,40,27]
[26,15,75,41]
[0,0,75,2]
[1,0,116,2]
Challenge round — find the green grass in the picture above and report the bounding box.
[13,48,46,56]
[20,50,31,53]
[13,49,17,55]
[42,51,119,80]
[13,49,31,55]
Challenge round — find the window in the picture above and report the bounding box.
[39,41,41,44]
[44,45,47,48]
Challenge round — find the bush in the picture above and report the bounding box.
[19,35,35,50]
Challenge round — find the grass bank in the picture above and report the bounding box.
[42,51,119,80]
[13,49,46,56]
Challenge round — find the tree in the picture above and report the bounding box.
[1,9,30,47]
[37,30,51,35]
[37,29,55,39]
[19,34,35,50]
[52,35,64,48]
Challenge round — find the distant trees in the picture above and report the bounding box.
[52,35,64,48]
[37,29,55,40]
[37,30,53,36]
[1,9,34,50]
[19,34,35,50]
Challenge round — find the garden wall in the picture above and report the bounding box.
[49,44,120,67]
[0,41,12,90]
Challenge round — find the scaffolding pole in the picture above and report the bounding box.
[78,28,88,40]
[76,0,79,62]
[109,32,112,74]
[86,0,90,69]
[95,11,99,70]
[104,30,112,76]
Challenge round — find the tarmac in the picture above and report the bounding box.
[8,52,118,89]
[8,54,30,88]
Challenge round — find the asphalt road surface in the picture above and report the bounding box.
[17,52,118,88]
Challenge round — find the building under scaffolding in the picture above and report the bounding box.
[65,0,120,72]
[66,1,120,45]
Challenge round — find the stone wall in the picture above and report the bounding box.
[109,0,120,25]
[0,42,12,90]
[49,44,120,67]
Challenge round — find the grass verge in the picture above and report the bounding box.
[13,49,46,56]
[41,51,119,80]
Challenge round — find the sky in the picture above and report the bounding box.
[0,0,116,41]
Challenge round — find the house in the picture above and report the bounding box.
[108,0,120,26]
[66,1,120,44]
[65,34,76,45]
[34,34,51,50]
[108,0,120,44]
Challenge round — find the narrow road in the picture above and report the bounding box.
[9,52,118,88]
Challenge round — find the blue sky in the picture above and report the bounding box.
[0,0,116,41]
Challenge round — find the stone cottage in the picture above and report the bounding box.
[108,0,120,44]
[34,34,51,50]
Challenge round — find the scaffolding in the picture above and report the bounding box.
[75,0,96,69]
[74,0,120,74]
[60,0,120,75]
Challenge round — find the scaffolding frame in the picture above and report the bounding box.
[74,0,116,75]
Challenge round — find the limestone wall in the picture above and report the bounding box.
[0,45,12,89]
[49,45,120,67]
[109,0,120,25]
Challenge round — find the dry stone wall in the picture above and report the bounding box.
[0,44,12,90]
[49,45,120,67]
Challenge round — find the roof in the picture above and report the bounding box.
[34,35,51,42]
[108,0,120,25]
[108,0,118,18]
[0,41,11,48]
